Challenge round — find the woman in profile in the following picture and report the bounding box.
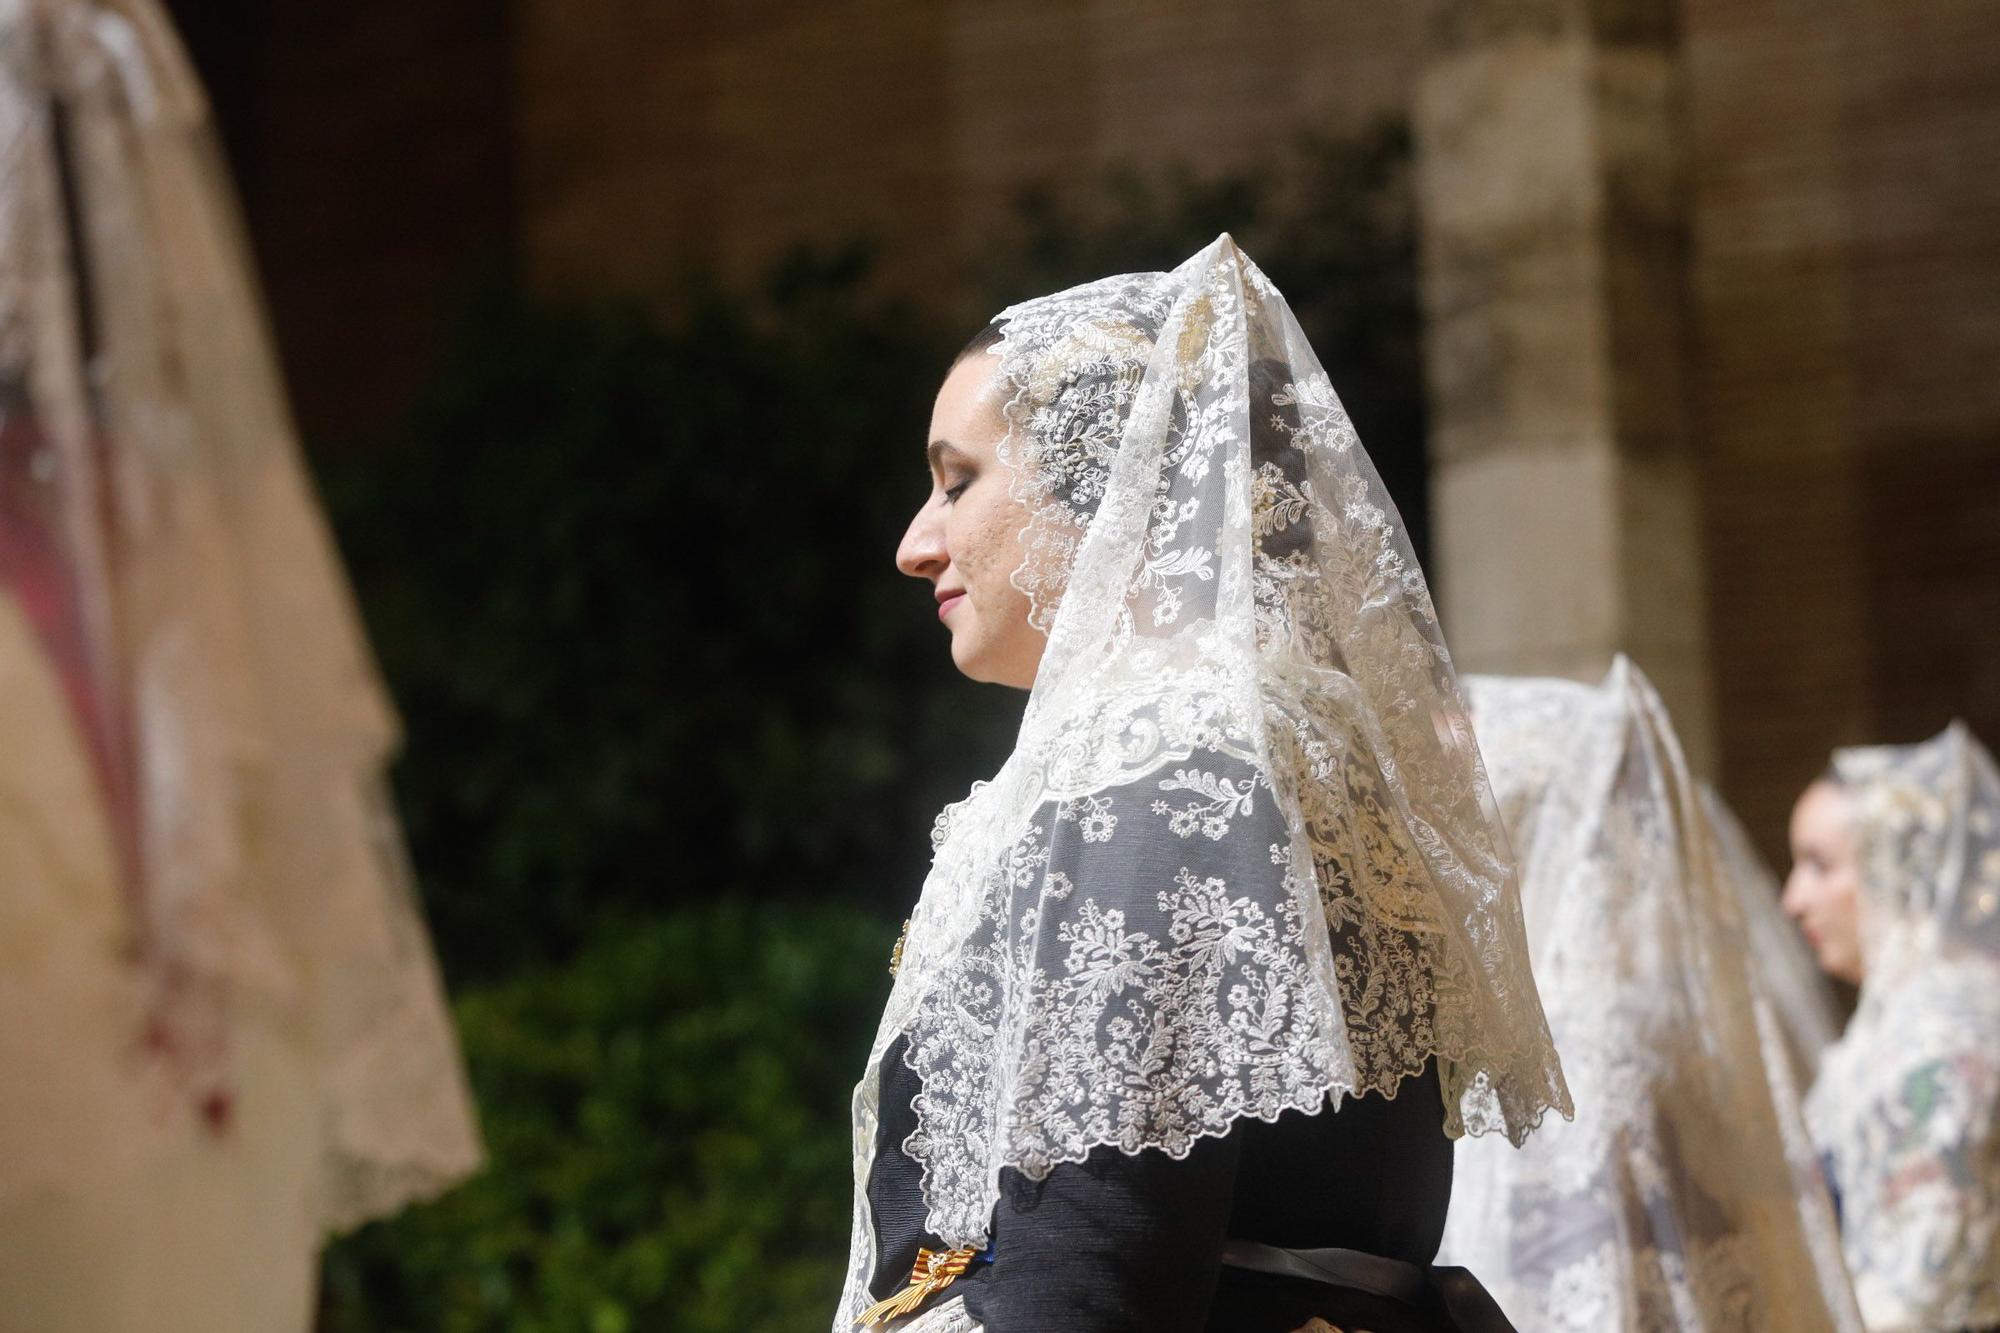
[835,235,1570,1333]
[1439,659,1860,1332]
[1786,724,2000,1332]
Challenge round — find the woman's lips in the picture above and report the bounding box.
[937,592,967,621]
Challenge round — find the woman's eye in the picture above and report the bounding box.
[943,478,971,505]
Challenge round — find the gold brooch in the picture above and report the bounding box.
[856,1246,980,1326]
[888,918,911,977]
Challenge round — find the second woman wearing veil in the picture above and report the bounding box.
[838,236,1570,1332]
[1788,725,2000,1331]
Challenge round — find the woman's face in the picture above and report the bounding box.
[1784,779,1866,984]
[895,355,1045,689]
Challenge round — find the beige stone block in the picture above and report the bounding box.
[1432,443,1621,671]
[1416,36,1620,467]
[1431,442,1715,771]
[1422,239,1610,462]
[1428,0,1587,53]
[1616,453,1715,771]
[1591,48,1683,233]
[1414,37,1599,248]
[1616,454,1707,650]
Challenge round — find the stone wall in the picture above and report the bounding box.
[1411,0,2000,852]
[513,0,1428,318]
[167,0,516,445]
[1683,0,2000,851]
[169,0,2000,859]
[1413,1,1716,774]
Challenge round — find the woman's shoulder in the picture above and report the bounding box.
[1822,956,2000,1145]
[1878,953,2000,1036]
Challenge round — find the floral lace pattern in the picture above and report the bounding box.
[1810,725,2000,1331]
[1439,664,1861,1333]
[903,754,1331,1210]
[837,237,1569,1327]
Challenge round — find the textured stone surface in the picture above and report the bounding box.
[1433,443,1621,672]
[1682,0,2000,854]
[1415,13,1716,772]
[1415,37,1608,465]
[512,0,1429,316]
[167,0,515,444]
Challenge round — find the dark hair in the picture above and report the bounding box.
[951,320,1006,366]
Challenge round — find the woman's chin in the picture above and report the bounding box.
[949,633,1038,691]
[947,631,992,681]
[1817,942,1863,986]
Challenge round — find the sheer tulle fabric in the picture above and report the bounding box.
[1704,787,1845,1092]
[0,0,479,1230]
[1807,725,2000,1331]
[838,237,1569,1324]
[1437,662,1861,1333]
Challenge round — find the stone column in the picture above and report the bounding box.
[1677,0,1871,850]
[1413,1,1716,773]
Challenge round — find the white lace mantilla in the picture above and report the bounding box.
[0,0,480,1230]
[838,237,1569,1327]
[1438,664,1861,1333]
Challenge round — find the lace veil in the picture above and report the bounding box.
[839,235,1569,1323]
[0,0,479,1229]
[1437,660,1860,1332]
[1807,724,2000,1330]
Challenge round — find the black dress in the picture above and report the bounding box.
[863,1035,1510,1332]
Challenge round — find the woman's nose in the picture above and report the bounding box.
[1779,871,1809,920]
[897,498,947,580]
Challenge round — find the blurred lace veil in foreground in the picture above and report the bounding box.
[0,0,479,1325]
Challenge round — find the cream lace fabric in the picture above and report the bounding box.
[837,236,1570,1326]
[0,0,479,1231]
[1438,661,1861,1333]
[1807,724,2000,1332]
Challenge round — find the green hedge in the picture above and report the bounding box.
[319,902,894,1333]
[320,263,1018,984]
